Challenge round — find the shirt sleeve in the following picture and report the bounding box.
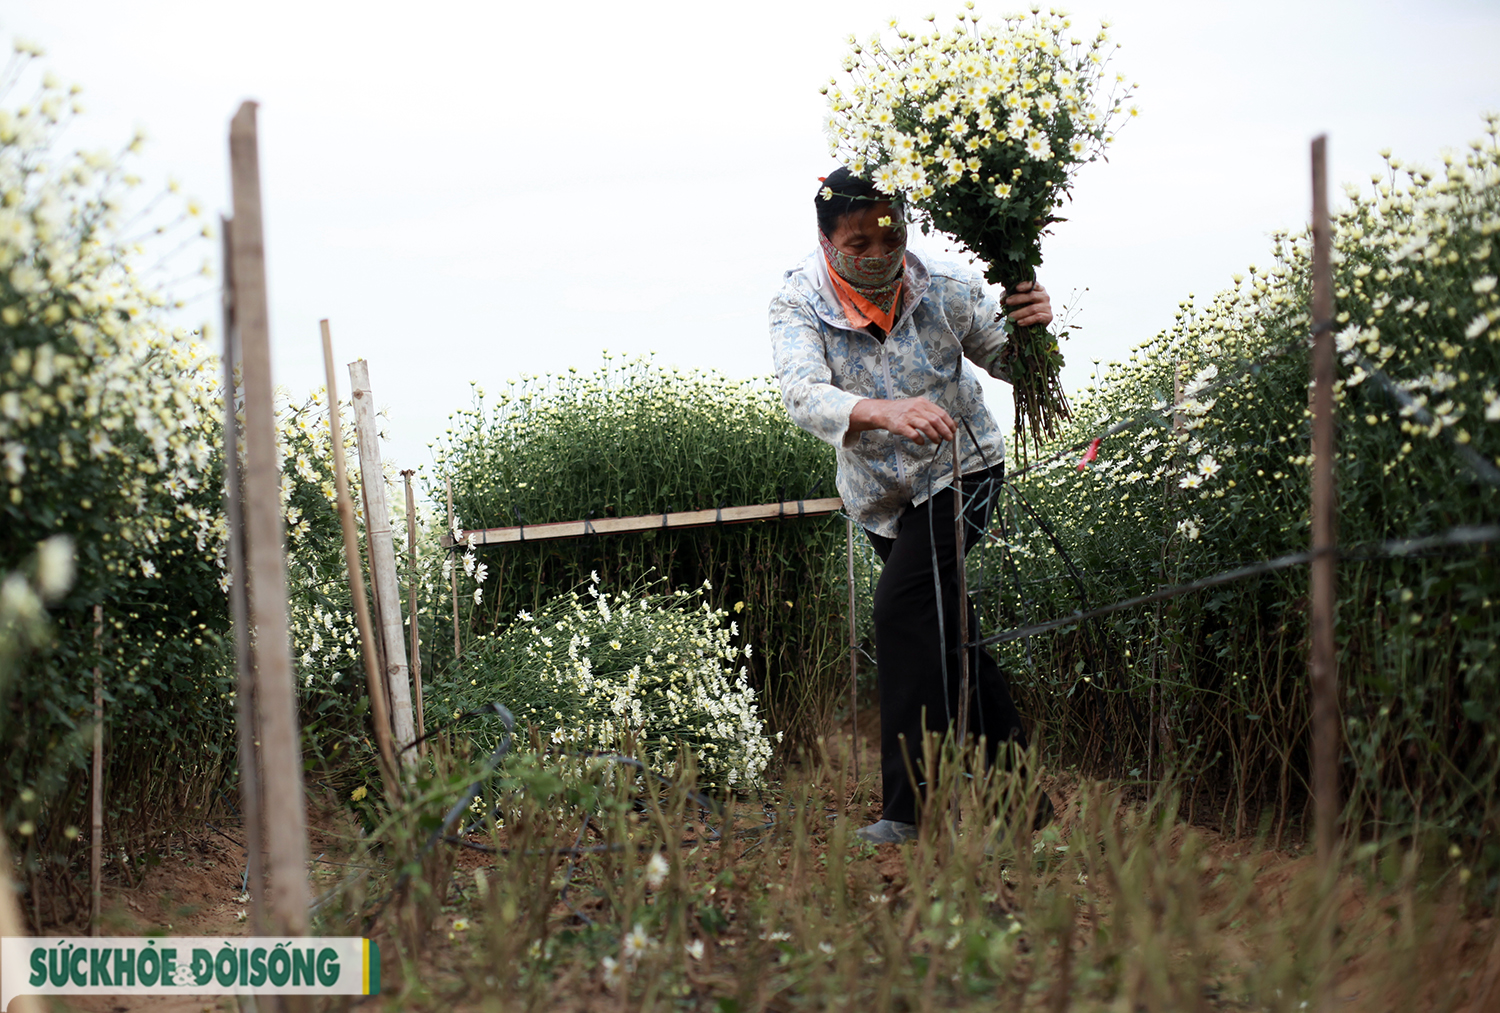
[959,277,1013,383]
[769,288,865,449]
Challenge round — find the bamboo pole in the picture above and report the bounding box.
[845,517,860,787]
[220,213,267,937]
[321,321,399,797]
[348,359,417,757]
[447,478,461,660]
[446,497,845,547]
[953,450,971,745]
[362,478,390,690]
[1146,360,1188,787]
[1309,135,1340,872]
[403,469,426,757]
[229,100,311,937]
[90,605,103,936]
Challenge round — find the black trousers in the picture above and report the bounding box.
[866,464,1027,825]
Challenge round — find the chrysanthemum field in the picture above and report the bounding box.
[1,36,1498,1013]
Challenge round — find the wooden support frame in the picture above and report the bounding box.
[321,321,399,797]
[443,497,844,548]
[90,605,103,936]
[845,517,860,787]
[1309,134,1340,870]
[348,359,417,756]
[228,99,311,940]
[447,478,461,659]
[403,469,427,755]
[220,213,266,938]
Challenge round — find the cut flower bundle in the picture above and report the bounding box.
[823,5,1136,456]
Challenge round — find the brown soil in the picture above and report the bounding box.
[23,728,1498,1012]
[49,802,380,1013]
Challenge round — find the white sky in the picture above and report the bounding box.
[6,0,1500,479]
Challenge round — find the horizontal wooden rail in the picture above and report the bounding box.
[443,497,845,548]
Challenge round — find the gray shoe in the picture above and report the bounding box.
[853,819,918,845]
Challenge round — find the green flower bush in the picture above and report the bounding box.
[437,579,777,788]
[433,356,845,747]
[0,48,383,908]
[986,116,1500,845]
[0,52,236,862]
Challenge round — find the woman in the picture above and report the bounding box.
[769,168,1054,844]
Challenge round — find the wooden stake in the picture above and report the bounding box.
[229,100,311,936]
[953,450,971,745]
[403,469,426,757]
[1309,134,1340,872]
[321,321,399,797]
[447,477,461,660]
[361,480,388,689]
[90,604,103,936]
[220,212,267,938]
[447,496,845,546]
[845,516,860,787]
[1150,361,1187,784]
[348,359,417,757]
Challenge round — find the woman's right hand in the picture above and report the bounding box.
[849,397,956,446]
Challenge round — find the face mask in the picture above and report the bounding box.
[817,226,907,293]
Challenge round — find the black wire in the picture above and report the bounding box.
[969,524,1500,649]
[357,702,515,928]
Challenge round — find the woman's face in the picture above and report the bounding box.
[828,200,905,258]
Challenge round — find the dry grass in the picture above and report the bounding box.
[339,735,1498,1013]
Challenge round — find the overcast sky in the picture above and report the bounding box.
[6,0,1500,480]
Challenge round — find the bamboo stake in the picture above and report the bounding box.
[448,497,846,546]
[1153,362,1187,781]
[321,321,399,797]
[953,449,971,745]
[402,469,427,757]
[229,100,311,937]
[845,517,860,787]
[361,479,388,687]
[90,605,103,936]
[1309,134,1340,872]
[220,213,267,937]
[447,477,461,660]
[348,359,417,757]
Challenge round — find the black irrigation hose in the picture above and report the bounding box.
[346,702,748,930]
[355,702,515,928]
[969,523,1500,649]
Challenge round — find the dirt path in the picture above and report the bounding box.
[53,809,380,1013]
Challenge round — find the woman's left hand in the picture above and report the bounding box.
[1003,281,1053,329]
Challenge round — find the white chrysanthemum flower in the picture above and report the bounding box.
[623,923,651,960]
[645,852,669,889]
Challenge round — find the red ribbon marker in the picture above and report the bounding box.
[1076,437,1102,471]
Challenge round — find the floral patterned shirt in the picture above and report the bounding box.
[769,248,1012,538]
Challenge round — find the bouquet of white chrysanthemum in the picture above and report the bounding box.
[438,578,778,788]
[823,5,1136,456]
